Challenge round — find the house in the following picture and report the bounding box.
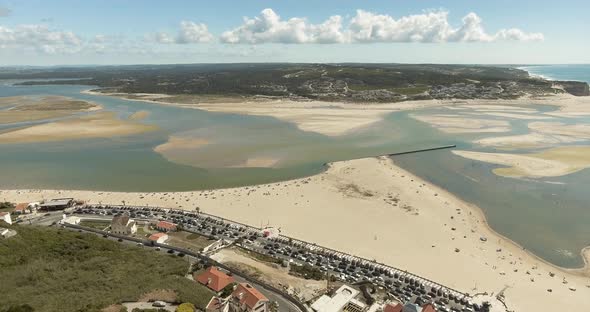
[195,266,235,294]
[62,216,81,225]
[382,303,436,312]
[206,297,230,312]
[148,232,168,244]
[0,212,12,225]
[111,214,137,235]
[14,203,29,214]
[311,285,366,312]
[156,220,177,232]
[230,283,269,312]
[39,198,74,211]
[0,227,17,239]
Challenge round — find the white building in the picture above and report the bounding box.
[62,215,81,225]
[311,285,366,312]
[0,212,12,225]
[111,214,137,234]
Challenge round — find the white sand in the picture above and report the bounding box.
[2,157,589,312]
[452,147,590,178]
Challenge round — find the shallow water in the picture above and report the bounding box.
[1,65,590,268]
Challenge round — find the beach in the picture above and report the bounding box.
[2,157,589,312]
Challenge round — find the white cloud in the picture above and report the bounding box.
[0,24,83,53]
[154,21,213,44]
[220,8,346,44]
[221,8,544,44]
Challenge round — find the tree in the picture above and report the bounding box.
[176,303,196,312]
[220,282,237,298]
[269,301,279,312]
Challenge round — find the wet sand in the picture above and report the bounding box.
[0,95,100,124]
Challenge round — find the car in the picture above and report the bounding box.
[118,238,123,242]
[167,249,175,254]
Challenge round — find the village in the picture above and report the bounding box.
[0,198,502,312]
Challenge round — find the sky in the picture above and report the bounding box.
[0,0,588,66]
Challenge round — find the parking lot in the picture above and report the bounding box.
[74,204,482,312]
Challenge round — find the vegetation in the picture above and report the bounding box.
[0,202,15,212]
[175,303,196,312]
[4,63,587,102]
[79,220,111,230]
[0,225,213,312]
[289,264,325,280]
[220,282,237,298]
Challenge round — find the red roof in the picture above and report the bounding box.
[0,212,8,217]
[421,303,437,312]
[156,221,177,230]
[383,303,403,312]
[195,267,235,292]
[232,283,268,309]
[15,203,28,211]
[206,297,223,311]
[149,233,168,241]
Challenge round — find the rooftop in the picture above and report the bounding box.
[311,285,359,312]
[195,266,235,292]
[156,220,177,230]
[149,233,168,241]
[232,283,268,309]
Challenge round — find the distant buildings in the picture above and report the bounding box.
[156,220,177,232]
[0,212,12,225]
[39,198,74,211]
[148,232,168,244]
[14,203,29,214]
[230,283,269,312]
[311,285,366,312]
[111,214,137,235]
[195,266,235,294]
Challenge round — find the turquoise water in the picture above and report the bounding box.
[1,64,590,268]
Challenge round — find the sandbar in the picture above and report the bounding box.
[0,95,100,124]
[452,146,590,178]
[0,111,158,144]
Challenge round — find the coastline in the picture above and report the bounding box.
[2,156,589,312]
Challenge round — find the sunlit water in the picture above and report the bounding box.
[1,64,589,268]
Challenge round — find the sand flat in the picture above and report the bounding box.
[453,147,590,178]
[0,111,158,144]
[2,157,589,312]
[410,114,511,133]
[0,95,100,124]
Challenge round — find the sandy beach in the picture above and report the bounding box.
[2,157,589,312]
[0,95,101,125]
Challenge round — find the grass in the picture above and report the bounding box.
[79,220,111,231]
[167,232,213,252]
[0,225,213,312]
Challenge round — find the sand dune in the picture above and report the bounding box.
[2,157,589,312]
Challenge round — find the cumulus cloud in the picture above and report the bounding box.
[220,8,346,44]
[153,21,213,44]
[0,24,83,53]
[221,8,543,44]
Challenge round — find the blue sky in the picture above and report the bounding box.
[0,0,588,65]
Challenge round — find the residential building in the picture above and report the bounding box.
[14,203,29,214]
[206,297,230,312]
[311,285,366,312]
[111,214,137,234]
[148,232,168,244]
[0,212,12,225]
[156,220,177,232]
[230,283,269,312]
[195,266,235,294]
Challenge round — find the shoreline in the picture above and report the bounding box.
[2,156,589,311]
